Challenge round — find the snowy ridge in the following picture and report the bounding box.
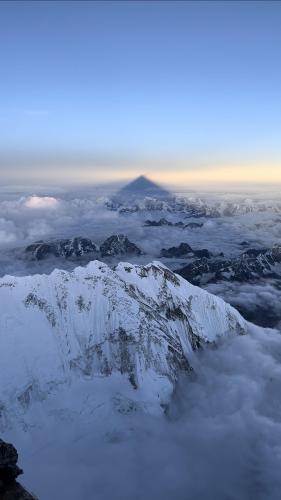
[0,261,246,428]
[106,194,281,217]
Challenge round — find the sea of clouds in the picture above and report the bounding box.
[0,186,280,260]
[0,184,280,329]
[1,184,281,499]
[5,324,281,500]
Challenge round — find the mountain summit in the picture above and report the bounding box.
[0,260,246,427]
[115,175,171,202]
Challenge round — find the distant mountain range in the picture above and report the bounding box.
[23,237,281,288]
[176,246,281,284]
[106,177,281,217]
[144,218,203,229]
[25,235,142,260]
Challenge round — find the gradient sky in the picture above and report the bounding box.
[0,1,281,186]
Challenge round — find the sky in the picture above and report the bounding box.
[0,0,281,187]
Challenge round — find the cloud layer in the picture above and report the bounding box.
[0,186,280,330]
[7,325,281,500]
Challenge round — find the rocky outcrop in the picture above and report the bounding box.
[176,245,281,284]
[161,243,193,258]
[144,219,203,229]
[185,222,203,229]
[100,234,142,257]
[25,234,142,260]
[0,439,36,499]
[161,242,212,259]
[144,218,174,227]
[25,235,143,261]
[26,237,98,260]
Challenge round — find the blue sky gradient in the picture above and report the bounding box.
[0,1,281,185]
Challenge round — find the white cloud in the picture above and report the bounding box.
[0,218,18,244]
[6,325,281,500]
[24,195,59,210]
[27,220,53,240]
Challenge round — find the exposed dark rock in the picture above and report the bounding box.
[161,242,212,259]
[100,234,142,257]
[243,248,268,257]
[176,258,215,284]
[144,218,173,227]
[161,243,193,258]
[26,237,98,260]
[184,222,203,229]
[176,245,281,285]
[0,439,36,499]
[0,439,21,482]
[144,219,203,229]
[118,206,139,214]
[25,234,143,261]
[193,249,212,259]
[0,481,36,500]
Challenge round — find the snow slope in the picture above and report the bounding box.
[0,260,246,428]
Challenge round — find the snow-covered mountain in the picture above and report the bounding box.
[106,190,281,217]
[100,234,142,257]
[0,261,246,430]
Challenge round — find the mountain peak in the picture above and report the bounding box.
[0,260,246,427]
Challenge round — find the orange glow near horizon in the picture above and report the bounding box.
[2,160,281,188]
[153,164,281,186]
[34,163,281,187]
